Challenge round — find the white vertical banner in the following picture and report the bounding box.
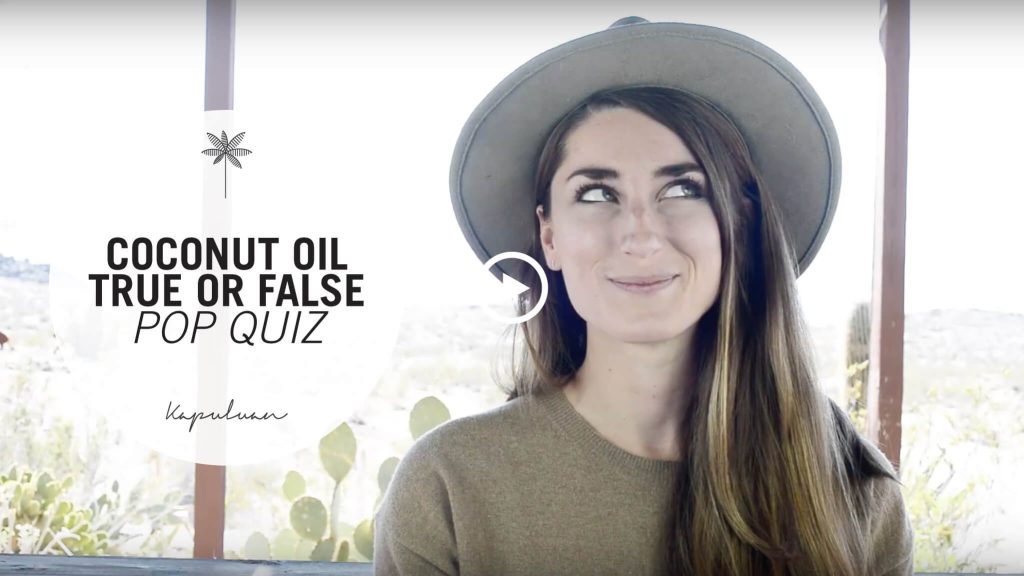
[198,110,235,465]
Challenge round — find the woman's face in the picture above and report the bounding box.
[537,107,722,344]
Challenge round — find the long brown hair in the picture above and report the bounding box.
[503,86,896,575]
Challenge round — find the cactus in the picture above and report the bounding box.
[0,465,110,555]
[410,396,452,440]
[290,496,328,541]
[335,539,350,561]
[377,457,399,494]
[282,470,305,502]
[310,536,337,561]
[352,517,374,559]
[241,421,357,562]
[243,395,450,563]
[319,422,357,484]
[271,527,299,558]
[845,301,871,433]
[244,531,271,560]
[87,473,188,556]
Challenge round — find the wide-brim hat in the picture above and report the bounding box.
[450,16,840,282]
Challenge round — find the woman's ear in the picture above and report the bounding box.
[536,205,560,271]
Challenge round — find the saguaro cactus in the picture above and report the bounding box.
[844,302,871,433]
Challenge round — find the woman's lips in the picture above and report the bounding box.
[609,275,678,294]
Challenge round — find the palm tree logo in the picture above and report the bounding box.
[201,131,252,199]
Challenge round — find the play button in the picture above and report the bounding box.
[481,252,548,324]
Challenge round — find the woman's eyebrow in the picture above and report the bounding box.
[565,167,618,182]
[655,162,703,178]
[564,162,703,183]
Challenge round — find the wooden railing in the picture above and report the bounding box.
[1,555,1021,576]
[0,555,369,575]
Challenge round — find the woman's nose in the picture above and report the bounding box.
[620,203,664,257]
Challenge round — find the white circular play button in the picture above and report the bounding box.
[481,252,548,325]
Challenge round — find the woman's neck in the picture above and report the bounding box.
[563,325,697,462]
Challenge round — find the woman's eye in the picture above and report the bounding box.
[663,179,704,199]
[577,186,615,203]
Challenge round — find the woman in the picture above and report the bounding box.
[375,17,913,576]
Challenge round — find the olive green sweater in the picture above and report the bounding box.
[373,386,914,575]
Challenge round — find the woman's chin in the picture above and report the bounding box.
[606,324,694,345]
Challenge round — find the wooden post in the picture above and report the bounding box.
[868,0,910,473]
[194,0,235,559]
[204,0,235,113]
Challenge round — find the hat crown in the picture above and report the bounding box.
[450,17,841,281]
[609,16,649,28]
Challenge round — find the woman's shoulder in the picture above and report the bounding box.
[827,400,914,574]
[372,393,542,573]
[860,469,914,575]
[381,391,541,490]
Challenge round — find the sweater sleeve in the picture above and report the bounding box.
[867,476,915,575]
[373,430,459,576]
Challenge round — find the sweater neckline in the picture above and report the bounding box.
[534,385,679,485]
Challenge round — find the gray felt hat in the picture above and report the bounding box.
[450,16,841,281]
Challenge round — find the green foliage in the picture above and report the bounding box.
[4,348,191,557]
[845,360,869,435]
[841,305,1005,574]
[87,476,189,557]
[295,536,315,559]
[902,447,997,573]
[271,527,300,558]
[242,395,450,563]
[353,517,374,559]
[282,470,305,502]
[844,302,871,434]
[875,379,1001,573]
[377,457,400,493]
[410,396,452,440]
[290,496,328,541]
[242,421,362,562]
[2,371,92,490]
[310,536,337,561]
[244,531,270,560]
[0,465,108,555]
[0,461,188,557]
[335,539,350,561]
[319,423,357,484]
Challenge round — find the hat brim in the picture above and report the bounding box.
[450,21,840,281]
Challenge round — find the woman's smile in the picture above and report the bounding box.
[608,274,679,294]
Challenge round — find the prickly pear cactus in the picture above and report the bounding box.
[377,457,400,494]
[243,395,450,563]
[282,470,305,502]
[353,517,374,559]
[319,422,356,484]
[290,496,328,541]
[409,396,451,440]
[0,465,109,555]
